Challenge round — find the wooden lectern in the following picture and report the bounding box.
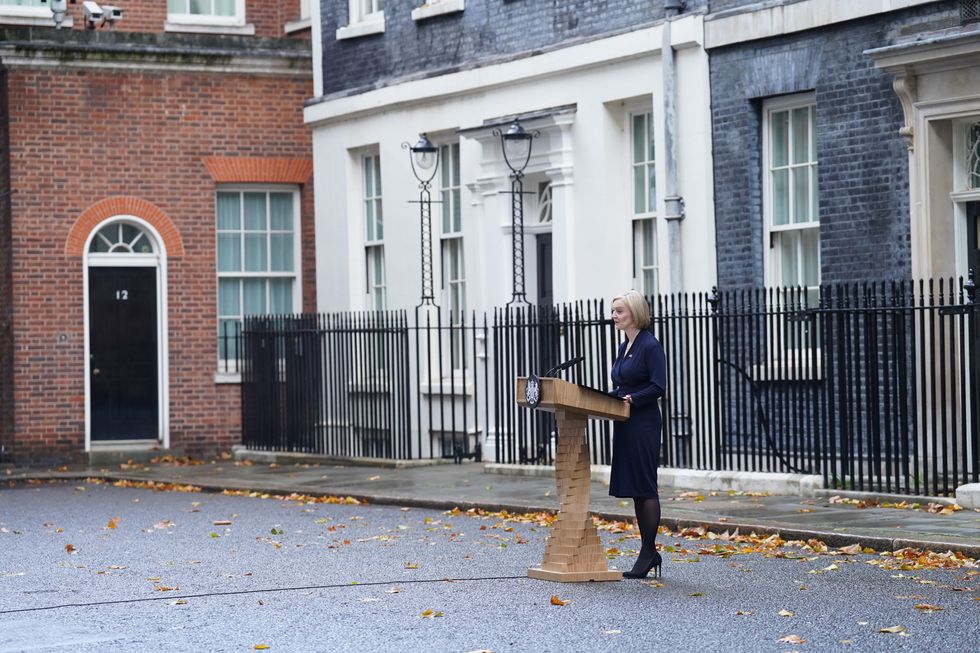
[516,376,630,582]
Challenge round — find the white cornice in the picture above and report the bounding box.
[705,0,941,50]
[0,46,310,76]
[304,14,704,127]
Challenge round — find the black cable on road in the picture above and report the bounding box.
[0,575,529,615]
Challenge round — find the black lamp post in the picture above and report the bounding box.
[404,133,439,306]
[493,118,539,306]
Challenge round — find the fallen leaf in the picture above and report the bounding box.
[550,595,569,606]
[778,635,806,644]
[404,562,419,569]
[168,599,188,606]
[420,608,443,618]
[603,630,622,635]
[913,604,943,612]
[106,518,120,530]
[778,609,795,617]
[254,646,270,650]
[64,543,76,553]
[879,625,907,634]
[213,520,232,526]
[735,610,753,616]
[838,544,862,555]
[823,564,839,571]
[367,475,381,481]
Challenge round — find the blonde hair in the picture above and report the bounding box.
[612,289,651,329]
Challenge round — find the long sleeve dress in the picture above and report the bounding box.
[608,328,668,498]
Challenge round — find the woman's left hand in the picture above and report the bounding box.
[624,395,632,404]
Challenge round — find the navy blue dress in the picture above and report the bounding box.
[609,329,667,498]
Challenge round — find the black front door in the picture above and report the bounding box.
[89,267,158,441]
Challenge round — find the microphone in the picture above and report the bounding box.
[543,355,585,378]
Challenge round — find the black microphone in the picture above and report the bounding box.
[543,355,585,378]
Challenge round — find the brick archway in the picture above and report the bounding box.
[65,196,184,257]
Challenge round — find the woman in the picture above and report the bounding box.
[609,289,667,579]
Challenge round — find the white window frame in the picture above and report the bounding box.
[761,94,822,372]
[215,185,302,371]
[363,153,386,311]
[0,0,73,27]
[629,107,658,298]
[439,142,467,371]
[286,0,312,32]
[763,93,820,295]
[632,218,659,299]
[166,0,254,34]
[337,0,385,39]
[948,118,980,277]
[412,0,464,22]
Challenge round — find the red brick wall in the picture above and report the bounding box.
[6,65,313,463]
[59,0,310,39]
[0,68,13,462]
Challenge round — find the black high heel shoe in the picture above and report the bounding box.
[622,549,662,579]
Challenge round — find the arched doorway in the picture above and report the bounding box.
[84,218,169,448]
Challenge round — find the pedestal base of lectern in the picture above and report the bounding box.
[527,567,623,582]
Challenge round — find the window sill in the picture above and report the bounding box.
[284,17,311,34]
[215,371,242,384]
[411,0,465,21]
[336,17,385,40]
[0,13,73,28]
[420,379,473,396]
[165,21,256,36]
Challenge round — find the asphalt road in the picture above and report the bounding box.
[0,482,976,652]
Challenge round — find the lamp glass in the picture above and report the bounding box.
[414,149,437,171]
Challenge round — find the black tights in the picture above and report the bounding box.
[630,496,662,573]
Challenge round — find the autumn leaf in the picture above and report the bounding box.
[735,610,753,616]
[64,543,76,553]
[838,543,862,555]
[879,625,908,634]
[778,635,806,644]
[778,609,795,617]
[213,520,232,526]
[420,608,444,618]
[404,562,419,569]
[106,518,120,530]
[254,645,270,650]
[914,604,943,612]
[550,595,569,606]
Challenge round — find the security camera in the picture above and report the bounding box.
[49,0,68,28]
[102,5,123,22]
[83,1,103,23]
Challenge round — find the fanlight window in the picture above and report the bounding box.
[968,122,980,189]
[89,223,154,254]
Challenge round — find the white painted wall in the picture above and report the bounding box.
[307,15,716,315]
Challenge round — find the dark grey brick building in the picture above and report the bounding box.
[706,0,962,288]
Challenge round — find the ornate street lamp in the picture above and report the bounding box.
[403,133,440,306]
[493,118,539,306]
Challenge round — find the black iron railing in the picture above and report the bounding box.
[240,276,979,496]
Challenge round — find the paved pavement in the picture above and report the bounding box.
[4,456,978,559]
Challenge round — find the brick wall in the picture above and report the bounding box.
[4,62,313,464]
[709,3,958,287]
[0,68,12,462]
[317,0,708,97]
[52,0,309,39]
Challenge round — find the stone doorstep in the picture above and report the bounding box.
[956,483,980,510]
